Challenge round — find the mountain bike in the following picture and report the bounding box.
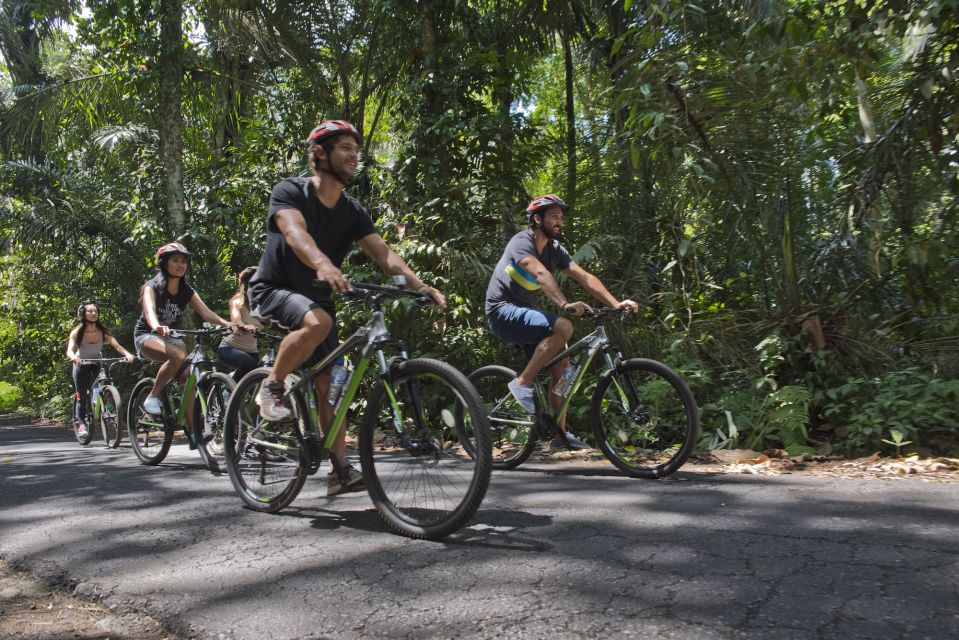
[466,307,699,478]
[223,280,493,540]
[126,326,235,472]
[73,358,127,448]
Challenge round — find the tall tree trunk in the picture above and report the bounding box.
[855,67,877,143]
[158,0,186,234]
[563,32,576,210]
[0,0,46,158]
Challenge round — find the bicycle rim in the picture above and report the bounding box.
[195,372,235,474]
[465,365,537,470]
[224,369,308,512]
[360,358,492,540]
[127,378,172,465]
[590,359,699,478]
[99,386,122,449]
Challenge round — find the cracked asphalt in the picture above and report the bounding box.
[1,417,957,640]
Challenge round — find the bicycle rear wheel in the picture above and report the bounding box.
[590,358,699,478]
[127,377,173,465]
[99,385,123,449]
[194,372,236,474]
[464,365,537,470]
[360,358,492,540]
[224,368,309,512]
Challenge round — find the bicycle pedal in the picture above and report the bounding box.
[303,436,323,475]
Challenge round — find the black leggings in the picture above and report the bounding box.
[72,363,100,423]
[218,344,259,381]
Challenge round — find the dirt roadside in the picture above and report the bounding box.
[0,560,175,640]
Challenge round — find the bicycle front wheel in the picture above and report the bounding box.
[194,372,236,474]
[99,385,123,449]
[360,358,492,540]
[223,368,309,512]
[127,377,173,465]
[590,358,699,478]
[465,365,538,470]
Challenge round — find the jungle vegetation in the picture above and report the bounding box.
[1,0,957,456]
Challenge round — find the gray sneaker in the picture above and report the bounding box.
[258,380,291,422]
[550,431,590,451]
[507,378,536,414]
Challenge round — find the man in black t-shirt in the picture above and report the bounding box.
[249,119,445,495]
[485,195,638,450]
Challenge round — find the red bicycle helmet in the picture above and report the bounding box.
[306,120,361,146]
[155,242,191,259]
[526,194,569,217]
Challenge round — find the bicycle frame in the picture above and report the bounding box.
[490,310,636,430]
[138,333,221,430]
[77,358,124,424]
[283,303,399,454]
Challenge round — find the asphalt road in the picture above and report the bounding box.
[1,416,957,639]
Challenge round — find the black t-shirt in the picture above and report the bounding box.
[134,274,196,337]
[251,177,378,300]
[485,229,574,314]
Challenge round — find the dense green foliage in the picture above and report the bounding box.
[1,0,957,456]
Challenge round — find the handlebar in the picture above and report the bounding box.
[164,326,232,339]
[312,280,434,306]
[583,306,634,319]
[78,357,128,365]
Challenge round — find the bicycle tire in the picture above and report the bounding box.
[463,365,538,470]
[590,358,699,478]
[127,377,173,465]
[194,372,236,474]
[99,385,123,449]
[359,358,493,540]
[223,368,309,513]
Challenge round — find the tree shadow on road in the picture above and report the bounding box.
[3,421,959,640]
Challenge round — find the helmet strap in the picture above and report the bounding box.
[319,166,351,187]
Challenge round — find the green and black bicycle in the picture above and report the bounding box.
[126,326,235,472]
[466,307,699,478]
[73,358,127,448]
[222,280,493,540]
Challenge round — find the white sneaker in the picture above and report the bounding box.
[142,395,163,415]
[258,380,291,421]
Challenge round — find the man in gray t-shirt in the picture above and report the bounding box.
[484,194,638,450]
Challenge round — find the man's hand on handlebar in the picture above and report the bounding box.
[416,285,447,311]
[154,325,172,337]
[563,301,593,317]
[315,264,352,293]
[616,299,639,313]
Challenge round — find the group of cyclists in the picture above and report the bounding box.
[66,118,638,494]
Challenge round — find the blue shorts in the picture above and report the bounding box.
[487,304,559,359]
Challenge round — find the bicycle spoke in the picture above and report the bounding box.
[362,359,492,540]
[591,359,698,478]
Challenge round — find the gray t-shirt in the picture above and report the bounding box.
[485,229,574,314]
